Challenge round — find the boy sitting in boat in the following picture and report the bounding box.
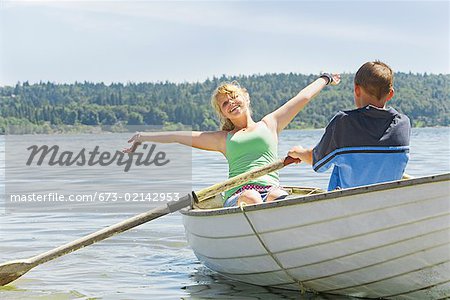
[288,60,411,190]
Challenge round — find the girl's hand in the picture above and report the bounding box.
[330,73,341,86]
[320,73,341,86]
[123,132,142,153]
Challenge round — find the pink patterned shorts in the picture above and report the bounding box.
[232,184,273,197]
[223,184,275,207]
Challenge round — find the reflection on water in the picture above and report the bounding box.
[0,128,449,299]
[186,266,357,299]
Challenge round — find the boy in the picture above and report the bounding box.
[288,61,411,190]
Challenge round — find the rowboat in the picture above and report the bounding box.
[181,173,450,299]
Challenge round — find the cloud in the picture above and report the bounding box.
[3,1,440,47]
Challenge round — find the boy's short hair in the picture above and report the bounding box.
[354,61,394,100]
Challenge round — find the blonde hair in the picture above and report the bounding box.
[211,81,251,131]
[354,60,394,100]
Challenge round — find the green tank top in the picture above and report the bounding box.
[224,122,279,201]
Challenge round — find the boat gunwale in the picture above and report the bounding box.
[181,173,450,217]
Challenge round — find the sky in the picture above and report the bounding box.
[0,0,448,86]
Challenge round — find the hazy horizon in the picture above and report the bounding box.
[2,70,448,88]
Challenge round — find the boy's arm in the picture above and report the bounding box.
[288,113,342,170]
[288,145,313,165]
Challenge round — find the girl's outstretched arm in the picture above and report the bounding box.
[263,74,340,134]
[123,131,227,154]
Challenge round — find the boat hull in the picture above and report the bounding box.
[181,174,450,299]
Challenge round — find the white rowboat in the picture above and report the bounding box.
[181,173,450,299]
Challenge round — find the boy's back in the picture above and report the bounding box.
[313,105,410,190]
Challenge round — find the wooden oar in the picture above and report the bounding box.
[0,156,299,286]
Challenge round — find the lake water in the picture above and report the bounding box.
[0,128,449,300]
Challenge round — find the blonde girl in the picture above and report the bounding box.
[124,74,340,207]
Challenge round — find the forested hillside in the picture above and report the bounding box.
[0,72,448,133]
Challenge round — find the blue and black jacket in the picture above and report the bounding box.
[313,105,411,191]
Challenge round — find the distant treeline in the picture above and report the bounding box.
[0,72,448,134]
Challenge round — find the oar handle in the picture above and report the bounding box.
[194,156,300,202]
[283,156,301,166]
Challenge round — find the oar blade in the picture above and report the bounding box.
[0,260,34,286]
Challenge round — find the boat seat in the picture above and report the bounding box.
[192,187,326,210]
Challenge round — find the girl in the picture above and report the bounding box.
[124,74,340,207]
